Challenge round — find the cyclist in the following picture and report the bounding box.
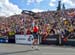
[32,25,39,49]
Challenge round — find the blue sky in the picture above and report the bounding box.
[0,0,75,16]
[9,0,58,11]
[9,0,75,11]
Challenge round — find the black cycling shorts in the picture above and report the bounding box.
[33,32,38,39]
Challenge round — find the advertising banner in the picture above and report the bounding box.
[0,36,8,43]
[62,33,75,46]
[15,35,34,44]
[8,35,15,43]
[41,34,59,45]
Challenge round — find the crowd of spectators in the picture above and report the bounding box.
[0,9,75,39]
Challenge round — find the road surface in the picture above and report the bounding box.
[0,44,75,55]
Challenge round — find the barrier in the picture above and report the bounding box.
[15,35,34,44]
[41,34,59,45]
[62,39,75,46]
[8,35,15,43]
[0,37,8,43]
[62,33,75,46]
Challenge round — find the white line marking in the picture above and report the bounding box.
[42,53,75,54]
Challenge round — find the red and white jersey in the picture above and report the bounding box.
[33,26,39,33]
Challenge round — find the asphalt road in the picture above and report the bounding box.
[0,44,75,55]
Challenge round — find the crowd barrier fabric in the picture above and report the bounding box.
[8,35,15,43]
[62,33,75,46]
[15,34,34,44]
[41,34,59,45]
[0,36,8,43]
